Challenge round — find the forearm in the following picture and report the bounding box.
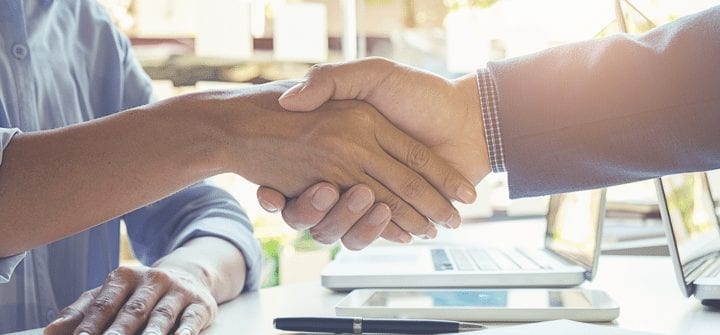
[486,6,720,197]
[0,101,227,257]
[153,236,246,303]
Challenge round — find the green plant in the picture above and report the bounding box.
[260,237,282,288]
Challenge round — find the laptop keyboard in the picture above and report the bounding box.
[432,248,559,272]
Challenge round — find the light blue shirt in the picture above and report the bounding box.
[0,1,262,332]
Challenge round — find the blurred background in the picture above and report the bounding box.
[107,0,720,288]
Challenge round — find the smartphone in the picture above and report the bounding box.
[335,288,619,322]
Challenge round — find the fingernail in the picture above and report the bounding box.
[424,225,438,238]
[367,205,390,226]
[447,212,461,229]
[279,82,305,100]
[179,329,192,335]
[79,332,90,335]
[348,188,373,214]
[457,184,477,204]
[399,233,413,244]
[311,187,338,211]
[104,331,121,335]
[259,198,278,213]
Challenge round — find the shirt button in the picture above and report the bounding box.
[11,44,28,60]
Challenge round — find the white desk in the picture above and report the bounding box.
[202,256,720,335]
[12,220,720,334]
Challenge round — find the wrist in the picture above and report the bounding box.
[153,247,218,295]
[135,96,230,178]
[160,92,239,176]
[154,236,247,302]
[451,73,492,179]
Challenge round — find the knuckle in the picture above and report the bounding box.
[385,197,408,219]
[406,143,432,170]
[401,176,428,200]
[90,295,115,313]
[121,298,150,318]
[111,266,136,279]
[145,268,171,283]
[152,304,176,321]
[181,309,202,323]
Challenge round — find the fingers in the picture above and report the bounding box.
[276,183,399,249]
[256,186,286,213]
[175,303,213,335]
[360,176,436,239]
[143,294,186,335]
[308,185,390,248]
[44,288,100,335]
[281,183,340,230]
[279,57,396,111]
[103,275,169,335]
[74,268,138,335]
[365,154,462,229]
[340,203,392,250]
[377,120,477,206]
[380,220,414,244]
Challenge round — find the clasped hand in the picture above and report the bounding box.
[258,58,490,248]
[211,82,475,244]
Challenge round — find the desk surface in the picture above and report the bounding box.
[203,256,720,335]
[12,220,720,335]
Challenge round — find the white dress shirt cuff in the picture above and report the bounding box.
[0,252,26,283]
[0,127,21,166]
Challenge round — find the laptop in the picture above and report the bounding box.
[655,172,720,303]
[321,189,607,291]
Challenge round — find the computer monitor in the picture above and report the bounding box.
[545,189,607,280]
[656,172,720,296]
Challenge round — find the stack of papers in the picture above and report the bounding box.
[467,320,659,335]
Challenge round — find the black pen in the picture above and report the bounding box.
[273,316,486,334]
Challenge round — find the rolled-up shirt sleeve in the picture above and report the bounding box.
[0,127,24,283]
[122,181,263,292]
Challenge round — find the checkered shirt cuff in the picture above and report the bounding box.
[476,68,506,173]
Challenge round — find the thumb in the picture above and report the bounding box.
[278,70,337,112]
[279,57,395,111]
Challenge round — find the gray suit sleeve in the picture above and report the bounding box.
[487,6,720,198]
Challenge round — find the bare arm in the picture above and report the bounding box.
[0,97,229,257]
[0,81,474,257]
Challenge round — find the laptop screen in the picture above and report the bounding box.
[659,173,720,284]
[545,190,605,272]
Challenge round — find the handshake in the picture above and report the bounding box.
[245,57,492,250]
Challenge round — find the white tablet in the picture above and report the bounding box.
[336,288,619,322]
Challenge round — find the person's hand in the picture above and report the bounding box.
[257,181,395,249]
[257,58,490,242]
[280,57,490,183]
[44,266,216,335]
[169,81,476,243]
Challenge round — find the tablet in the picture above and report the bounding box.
[335,288,619,322]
